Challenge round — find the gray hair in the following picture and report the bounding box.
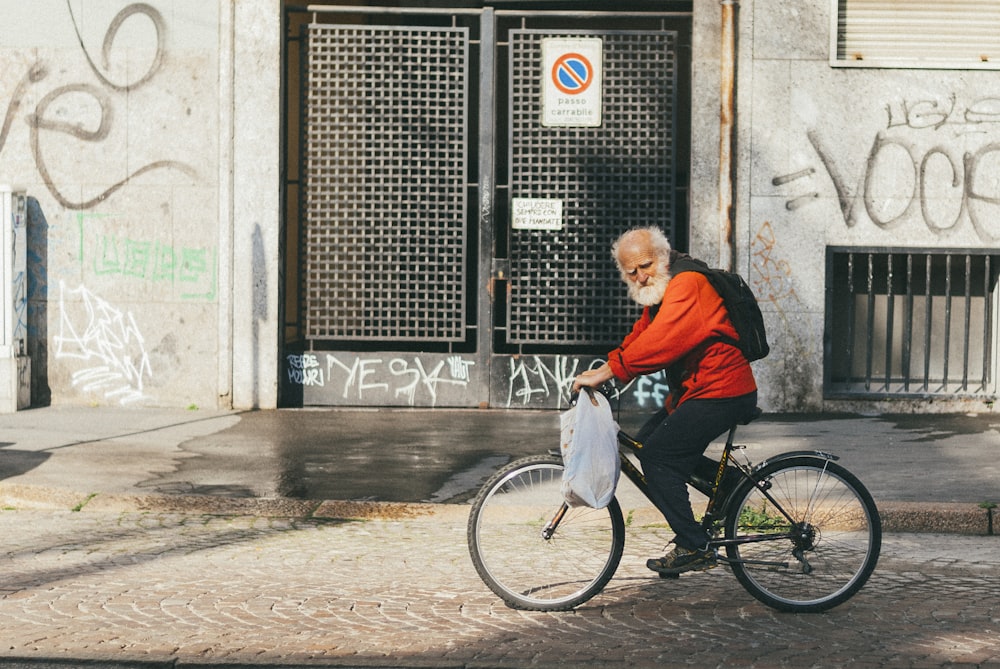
[610,226,672,275]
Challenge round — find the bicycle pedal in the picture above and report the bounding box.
[658,572,680,580]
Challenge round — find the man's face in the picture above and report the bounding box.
[617,233,669,306]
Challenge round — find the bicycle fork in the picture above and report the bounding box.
[542,504,569,540]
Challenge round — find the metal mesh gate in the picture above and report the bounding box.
[301,23,470,342]
[506,29,678,346]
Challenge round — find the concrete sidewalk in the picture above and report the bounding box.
[0,405,997,533]
[2,406,997,669]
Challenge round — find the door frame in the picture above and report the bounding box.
[280,4,692,409]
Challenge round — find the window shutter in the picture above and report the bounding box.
[832,0,1000,69]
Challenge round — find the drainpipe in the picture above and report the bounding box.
[718,0,738,272]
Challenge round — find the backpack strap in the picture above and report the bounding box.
[657,253,741,350]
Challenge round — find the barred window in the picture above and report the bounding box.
[825,248,999,399]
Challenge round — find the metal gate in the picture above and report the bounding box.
[505,28,678,348]
[285,6,690,408]
[301,23,471,344]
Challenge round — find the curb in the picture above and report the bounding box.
[878,501,995,535]
[0,484,993,535]
[0,484,468,522]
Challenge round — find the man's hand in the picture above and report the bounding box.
[572,363,614,394]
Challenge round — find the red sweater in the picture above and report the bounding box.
[607,271,757,407]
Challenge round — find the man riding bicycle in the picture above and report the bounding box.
[572,226,757,575]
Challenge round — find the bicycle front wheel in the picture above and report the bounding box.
[723,456,881,613]
[467,454,625,611]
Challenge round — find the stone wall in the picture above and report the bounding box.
[726,0,999,411]
[0,0,280,409]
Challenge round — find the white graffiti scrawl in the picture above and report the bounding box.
[54,281,152,404]
[285,353,475,407]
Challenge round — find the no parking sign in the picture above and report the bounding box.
[541,38,603,128]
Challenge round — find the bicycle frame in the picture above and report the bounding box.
[543,406,844,566]
[612,415,840,568]
[544,419,748,545]
[613,420,741,520]
[473,404,881,612]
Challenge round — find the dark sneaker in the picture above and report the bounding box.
[646,545,717,575]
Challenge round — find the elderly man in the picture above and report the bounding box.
[572,226,757,575]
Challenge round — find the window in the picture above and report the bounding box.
[825,248,999,399]
[831,0,1000,70]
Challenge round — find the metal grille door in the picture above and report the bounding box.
[302,24,470,342]
[506,29,677,346]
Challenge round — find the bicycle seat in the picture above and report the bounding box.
[741,407,763,425]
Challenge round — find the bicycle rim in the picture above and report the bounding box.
[724,457,881,612]
[467,455,625,611]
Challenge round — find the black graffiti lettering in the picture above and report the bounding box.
[811,128,1000,243]
[883,95,1000,132]
[965,98,1000,125]
[919,147,963,233]
[808,129,863,227]
[964,143,1000,243]
[0,3,197,211]
[862,134,918,229]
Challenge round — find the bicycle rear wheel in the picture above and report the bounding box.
[467,454,625,611]
[723,456,881,613]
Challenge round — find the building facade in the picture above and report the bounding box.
[0,0,996,413]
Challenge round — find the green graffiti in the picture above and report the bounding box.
[75,212,216,300]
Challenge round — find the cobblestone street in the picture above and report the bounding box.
[0,507,997,668]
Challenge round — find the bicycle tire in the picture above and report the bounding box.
[723,456,881,613]
[467,454,625,611]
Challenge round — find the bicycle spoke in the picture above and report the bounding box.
[723,456,881,612]
[467,455,625,611]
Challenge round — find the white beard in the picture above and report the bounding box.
[628,272,670,307]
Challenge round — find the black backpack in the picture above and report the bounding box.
[668,254,770,362]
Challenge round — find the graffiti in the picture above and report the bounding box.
[94,237,216,297]
[750,221,798,305]
[285,353,476,407]
[327,356,389,397]
[800,94,1000,243]
[7,198,28,349]
[11,271,27,351]
[771,167,818,211]
[0,3,197,210]
[54,282,152,404]
[286,351,673,409]
[389,357,476,405]
[503,355,667,409]
[16,355,30,391]
[287,353,323,386]
[506,355,592,407]
[0,63,46,159]
[69,1,166,92]
[884,95,1000,133]
[630,372,670,409]
[76,213,216,300]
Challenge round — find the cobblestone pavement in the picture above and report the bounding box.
[0,507,997,668]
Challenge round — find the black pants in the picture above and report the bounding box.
[635,392,758,550]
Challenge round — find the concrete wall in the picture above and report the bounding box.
[3,0,996,413]
[229,0,281,410]
[0,0,280,409]
[691,0,1000,413]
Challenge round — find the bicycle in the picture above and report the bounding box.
[467,396,882,613]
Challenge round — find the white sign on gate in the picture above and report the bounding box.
[541,38,603,128]
[512,198,564,230]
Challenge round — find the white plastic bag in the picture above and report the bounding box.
[560,389,621,508]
